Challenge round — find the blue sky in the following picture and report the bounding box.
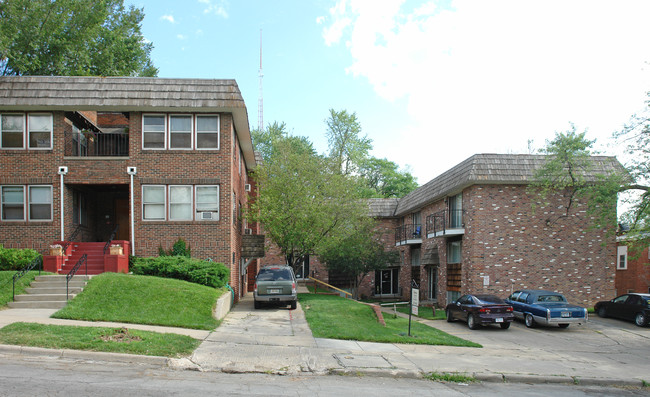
[129,0,650,185]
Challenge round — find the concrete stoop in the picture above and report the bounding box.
[7,275,89,309]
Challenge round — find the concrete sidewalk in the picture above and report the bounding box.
[0,294,648,387]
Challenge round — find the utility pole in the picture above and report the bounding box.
[258,29,264,132]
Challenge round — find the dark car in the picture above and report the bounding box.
[594,293,650,327]
[445,294,515,330]
[505,289,588,328]
[253,265,297,310]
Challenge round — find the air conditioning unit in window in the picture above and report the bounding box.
[244,184,251,192]
[200,212,214,220]
[244,228,252,235]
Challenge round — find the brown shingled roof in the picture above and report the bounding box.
[393,153,625,216]
[0,75,255,167]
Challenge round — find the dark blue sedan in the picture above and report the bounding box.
[505,289,588,328]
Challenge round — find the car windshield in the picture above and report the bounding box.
[475,295,504,304]
[537,294,566,303]
[257,268,293,281]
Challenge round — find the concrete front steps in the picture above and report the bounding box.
[8,275,90,309]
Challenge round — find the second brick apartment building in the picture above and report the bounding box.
[0,76,258,299]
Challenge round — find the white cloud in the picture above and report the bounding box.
[199,0,229,18]
[177,34,188,40]
[322,0,650,183]
[160,14,176,24]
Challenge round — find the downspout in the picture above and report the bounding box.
[127,167,137,256]
[57,166,68,240]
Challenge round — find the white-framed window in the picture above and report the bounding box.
[196,115,219,149]
[142,185,220,221]
[142,114,166,149]
[1,113,25,149]
[28,186,52,221]
[169,115,193,149]
[142,185,166,220]
[617,246,628,270]
[195,185,219,220]
[447,240,462,264]
[28,114,53,149]
[1,185,25,221]
[169,185,193,220]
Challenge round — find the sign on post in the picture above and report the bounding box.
[411,287,419,316]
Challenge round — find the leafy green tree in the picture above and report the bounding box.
[531,125,625,228]
[326,109,372,175]
[318,218,397,299]
[249,131,365,271]
[358,157,419,198]
[614,103,650,246]
[0,0,157,76]
[251,121,313,163]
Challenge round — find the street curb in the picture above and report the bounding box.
[473,372,645,388]
[1,343,647,388]
[329,367,423,379]
[0,343,169,366]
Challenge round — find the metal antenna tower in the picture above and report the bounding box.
[257,29,264,132]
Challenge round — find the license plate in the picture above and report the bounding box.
[561,311,571,318]
[495,318,503,323]
[268,288,281,294]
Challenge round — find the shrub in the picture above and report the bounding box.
[131,256,229,288]
[0,246,42,271]
[158,237,191,257]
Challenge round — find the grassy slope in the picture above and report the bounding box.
[0,322,200,357]
[299,293,480,347]
[52,273,224,330]
[0,271,50,308]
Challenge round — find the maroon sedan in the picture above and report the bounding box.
[446,294,515,330]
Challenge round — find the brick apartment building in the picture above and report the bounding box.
[616,240,650,295]
[0,76,259,300]
[308,154,624,307]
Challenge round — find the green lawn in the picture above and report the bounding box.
[0,322,200,357]
[299,293,480,347]
[392,305,446,320]
[52,273,224,330]
[0,270,50,308]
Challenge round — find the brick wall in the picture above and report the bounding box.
[0,110,252,301]
[616,245,650,294]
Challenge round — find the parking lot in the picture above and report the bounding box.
[428,313,650,378]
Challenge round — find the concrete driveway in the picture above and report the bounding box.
[186,295,650,384]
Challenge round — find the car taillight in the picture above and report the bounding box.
[506,307,513,312]
[254,283,257,292]
[479,308,490,313]
[292,282,296,293]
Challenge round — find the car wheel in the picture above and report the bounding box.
[500,322,511,330]
[467,314,480,330]
[597,306,607,318]
[290,301,297,310]
[635,312,648,327]
[558,324,570,329]
[524,313,536,328]
[446,309,454,322]
[254,300,260,309]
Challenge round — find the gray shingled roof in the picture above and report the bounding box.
[0,76,254,166]
[393,153,625,216]
[367,198,399,217]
